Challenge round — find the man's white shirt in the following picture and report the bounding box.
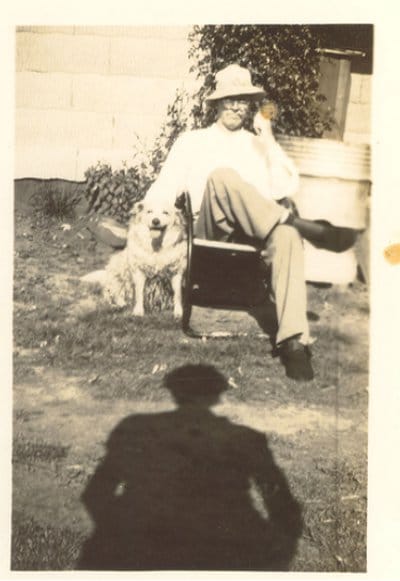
[146,122,299,212]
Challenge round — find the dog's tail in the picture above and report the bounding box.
[80,269,107,285]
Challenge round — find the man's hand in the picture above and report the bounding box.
[259,101,279,120]
[277,197,299,219]
[253,102,278,136]
[253,111,274,138]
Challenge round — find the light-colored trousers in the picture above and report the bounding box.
[194,168,310,345]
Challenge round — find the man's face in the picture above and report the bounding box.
[216,96,252,131]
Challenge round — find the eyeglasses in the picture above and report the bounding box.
[221,97,251,109]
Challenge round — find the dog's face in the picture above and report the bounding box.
[130,200,185,240]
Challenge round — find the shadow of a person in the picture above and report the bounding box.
[77,365,303,571]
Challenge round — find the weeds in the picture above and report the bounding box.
[30,183,83,220]
[13,438,69,464]
[12,511,84,570]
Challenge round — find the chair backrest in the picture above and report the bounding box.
[182,193,266,310]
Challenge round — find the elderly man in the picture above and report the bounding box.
[145,64,314,381]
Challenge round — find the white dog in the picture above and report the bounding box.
[103,199,187,318]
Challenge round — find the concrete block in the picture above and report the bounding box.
[16,26,75,35]
[15,144,140,180]
[16,72,72,110]
[108,35,190,78]
[16,31,110,74]
[344,102,371,135]
[73,25,190,39]
[72,74,184,116]
[349,73,362,104]
[73,26,130,37]
[15,145,79,180]
[16,109,114,150]
[360,75,372,105]
[112,112,167,149]
[76,148,139,180]
[71,74,112,113]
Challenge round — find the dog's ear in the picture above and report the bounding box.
[174,206,188,229]
[175,192,186,210]
[130,201,144,216]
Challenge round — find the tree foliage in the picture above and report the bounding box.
[188,25,332,137]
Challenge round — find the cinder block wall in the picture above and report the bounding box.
[16,27,372,181]
[15,26,194,180]
[344,73,372,144]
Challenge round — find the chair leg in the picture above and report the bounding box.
[182,302,192,334]
[182,192,194,335]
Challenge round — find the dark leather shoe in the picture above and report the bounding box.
[279,337,314,382]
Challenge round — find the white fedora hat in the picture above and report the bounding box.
[205,64,266,101]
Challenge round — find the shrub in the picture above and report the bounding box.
[83,163,145,224]
[148,87,194,176]
[30,183,83,220]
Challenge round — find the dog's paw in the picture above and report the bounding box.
[103,290,125,308]
[81,269,107,285]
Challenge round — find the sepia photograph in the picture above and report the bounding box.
[7,18,382,574]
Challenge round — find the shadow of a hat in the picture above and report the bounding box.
[163,364,228,405]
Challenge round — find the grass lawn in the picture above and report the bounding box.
[11,194,369,572]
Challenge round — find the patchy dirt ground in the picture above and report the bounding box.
[12,198,369,572]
